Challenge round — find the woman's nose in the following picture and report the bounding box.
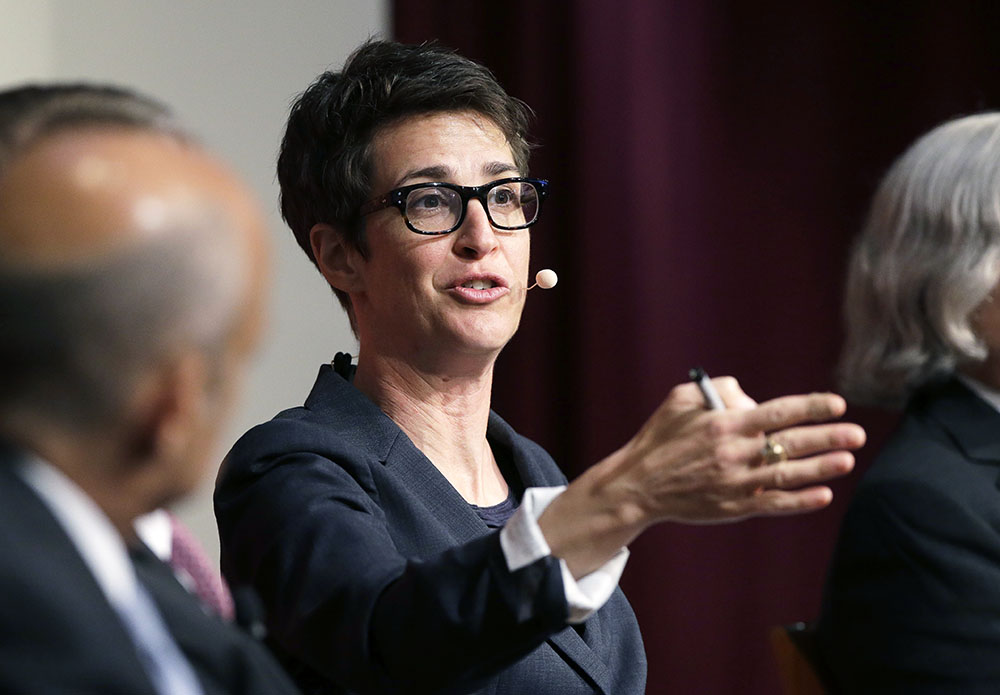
[452,199,499,259]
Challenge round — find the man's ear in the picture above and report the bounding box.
[125,352,209,468]
[311,223,365,293]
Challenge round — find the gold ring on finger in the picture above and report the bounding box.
[761,436,788,465]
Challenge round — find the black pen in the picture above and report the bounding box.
[689,367,726,411]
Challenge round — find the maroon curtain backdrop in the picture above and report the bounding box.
[394,2,1000,692]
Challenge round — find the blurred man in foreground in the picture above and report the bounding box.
[0,84,299,694]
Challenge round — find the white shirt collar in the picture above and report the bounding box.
[16,454,140,611]
[956,373,1000,415]
[135,508,173,563]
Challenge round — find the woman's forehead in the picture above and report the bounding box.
[370,111,516,189]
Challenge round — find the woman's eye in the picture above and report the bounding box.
[407,190,450,214]
[490,187,517,206]
[414,193,443,208]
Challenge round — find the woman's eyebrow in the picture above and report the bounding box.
[483,161,519,177]
[393,161,518,189]
[394,165,451,187]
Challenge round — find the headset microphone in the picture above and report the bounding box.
[527,269,558,290]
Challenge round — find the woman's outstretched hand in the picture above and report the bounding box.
[538,376,866,578]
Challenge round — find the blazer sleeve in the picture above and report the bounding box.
[819,476,1000,694]
[215,417,570,694]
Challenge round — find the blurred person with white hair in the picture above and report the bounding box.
[819,112,1000,692]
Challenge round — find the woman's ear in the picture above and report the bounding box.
[310,223,365,293]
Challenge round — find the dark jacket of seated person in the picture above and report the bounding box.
[818,378,1000,693]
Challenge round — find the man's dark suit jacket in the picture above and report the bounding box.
[818,379,1000,693]
[215,364,646,695]
[0,444,301,695]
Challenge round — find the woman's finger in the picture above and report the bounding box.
[721,485,836,519]
[742,451,856,492]
[762,423,867,460]
[736,392,848,435]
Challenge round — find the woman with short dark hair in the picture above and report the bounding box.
[217,39,863,695]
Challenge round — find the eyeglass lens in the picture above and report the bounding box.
[404,181,540,233]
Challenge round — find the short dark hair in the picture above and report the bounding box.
[0,83,183,173]
[277,39,534,318]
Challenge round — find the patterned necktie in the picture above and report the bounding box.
[167,512,235,621]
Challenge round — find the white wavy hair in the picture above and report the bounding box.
[839,112,1000,408]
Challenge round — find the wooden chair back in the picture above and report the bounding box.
[770,622,828,695]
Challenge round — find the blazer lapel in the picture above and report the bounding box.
[383,432,490,545]
[487,415,616,695]
[305,365,492,545]
[549,629,613,694]
[486,412,567,490]
[0,448,159,693]
[918,379,1000,486]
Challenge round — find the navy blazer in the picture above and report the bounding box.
[818,379,1000,693]
[0,444,301,695]
[215,364,646,695]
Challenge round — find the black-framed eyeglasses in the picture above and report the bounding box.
[359,177,549,235]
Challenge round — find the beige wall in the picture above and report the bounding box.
[0,0,388,560]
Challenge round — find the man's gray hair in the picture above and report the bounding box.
[0,84,246,430]
[0,83,185,170]
[838,112,1000,408]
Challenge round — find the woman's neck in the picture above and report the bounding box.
[352,352,508,505]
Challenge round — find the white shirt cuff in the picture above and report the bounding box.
[499,486,629,624]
